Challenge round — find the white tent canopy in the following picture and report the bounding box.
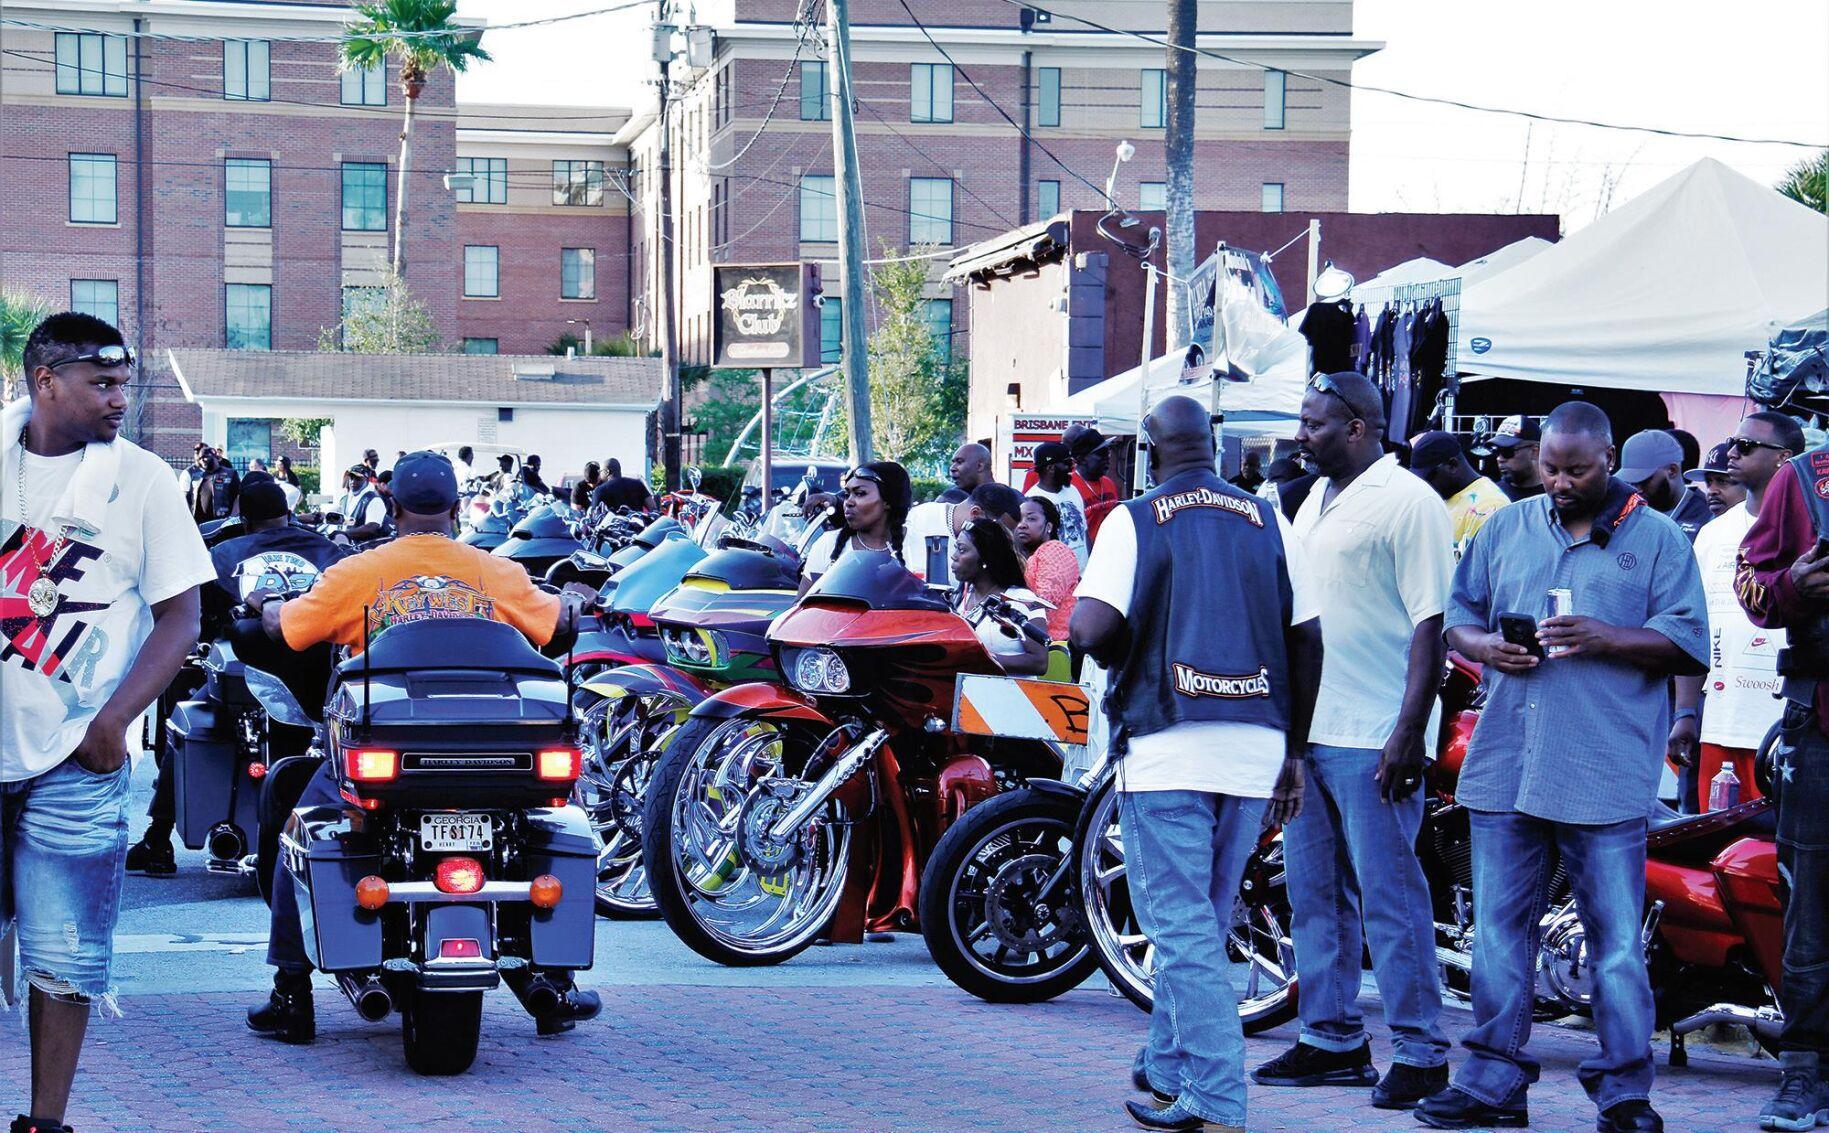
[1455,236,1552,286]
[1457,159,1829,395]
[1061,344,1309,437]
[1352,256,1455,294]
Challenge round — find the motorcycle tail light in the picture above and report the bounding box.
[356,876,390,910]
[247,762,267,780]
[434,857,486,895]
[345,748,399,782]
[529,874,563,909]
[537,747,583,781]
[438,938,483,959]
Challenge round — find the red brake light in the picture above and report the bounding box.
[247,762,267,780]
[434,856,485,895]
[438,938,483,959]
[345,749,399,782]
[537,748,582,781]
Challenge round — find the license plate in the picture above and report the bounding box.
[419,813,493,852]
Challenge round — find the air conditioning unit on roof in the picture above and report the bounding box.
[512,363,557,381]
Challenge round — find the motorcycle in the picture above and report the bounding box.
[544,508,654,590]
[459,482,538,553]
[640,551,1077,966]
[243,617,596,1076]
[492,498,584,579]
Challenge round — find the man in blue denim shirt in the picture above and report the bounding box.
[1418,402,1708,1133]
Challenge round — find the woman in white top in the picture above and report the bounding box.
[949,518,1049,676]
[798,462,915,595]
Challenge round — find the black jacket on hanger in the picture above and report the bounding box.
[1299,301,1357,374]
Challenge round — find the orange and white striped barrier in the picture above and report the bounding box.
[952,674,1091,746]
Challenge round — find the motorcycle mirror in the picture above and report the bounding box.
[244,667,316,730]
[687,466,703,492]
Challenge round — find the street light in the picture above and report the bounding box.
[1105,139,1135,207]
[566,318,593,354]
[442,171,476,193]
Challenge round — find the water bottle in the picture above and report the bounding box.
[1708,763,1742,811]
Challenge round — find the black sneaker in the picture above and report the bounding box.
[125,833,176,876]
[1251,1040,1379,1087]
[246,971,315,1044]
[535,986,602,1036]
[12,1117,73,1133]
[1596,1099,1663,1132]
[1760,1066,1829,1132]
[1374,1063,1451,1110]
[1414,1086,1529,1129]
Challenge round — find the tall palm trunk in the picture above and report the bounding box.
[392,71,425,275]
[1164,0,1197,347]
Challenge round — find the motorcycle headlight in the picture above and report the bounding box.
[786,646,850,694]
[662,626,717,665]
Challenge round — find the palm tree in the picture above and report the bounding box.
[1777,149,1827,215]
[1,292,53,401]
[340,0,489,274]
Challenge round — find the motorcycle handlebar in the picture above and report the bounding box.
[980,596,1050,646]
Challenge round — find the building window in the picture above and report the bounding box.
[1141,69,1166,129]
[341,60,386,106]
[911,63,954,124]
[341,285,385,323]
[464,245,499,298]
[1261,182,1285,213]
[454,157,507,204]
[70,280,119,325]
[225,284,272,350]
[552,160,605,206]
[799,60,829,121]
[1264,70,1286,130]
[909,177,953,245]
[340,162,388,231]
[225,158,272,228]
[819,296,843,364]
[1036,179,1060,219]
[225,418,272,467]
[224,40,270,101]
[1139,181,1166,211]
[54,33,127,97]
[462,338,499,355]
[799,174,837,242]
[923,298,954,365]
[68,154,118,224]
[561,248,596,299]
[1037,67,1061,128]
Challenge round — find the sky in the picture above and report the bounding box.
[454,0,1829,232]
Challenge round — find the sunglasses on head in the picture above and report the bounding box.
[48,344,133,371]
[1728,436,1788,456]
[845,467,884,487]
[1308,372,1374,423]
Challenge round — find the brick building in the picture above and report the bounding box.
[627,0,1380,368]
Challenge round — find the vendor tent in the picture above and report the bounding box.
[1457,159,1829,395]
[1061,343,1309,436]
[1455,236,1552,286]
[1352,256,1455,294]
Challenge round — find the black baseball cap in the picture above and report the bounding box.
[390,450,459,514]
[1033,441,1073,466]
[1684,441,1734,482]
[238,479,291,523]
[1068,427,1117,457]
[1489,415,1542,450]
[1406,431,1464,472]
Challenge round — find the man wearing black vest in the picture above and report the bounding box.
[1073,395,1322,1133]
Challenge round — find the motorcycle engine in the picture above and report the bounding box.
[1536,902,1594,1015]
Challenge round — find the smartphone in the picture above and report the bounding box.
[1498,612,1545,659]
[1815,537,1829,560]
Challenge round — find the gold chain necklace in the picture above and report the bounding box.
[15,429,79,620]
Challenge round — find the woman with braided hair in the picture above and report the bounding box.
[798,461,915,595]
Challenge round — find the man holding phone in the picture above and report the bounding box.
[1422,401,1708,1132]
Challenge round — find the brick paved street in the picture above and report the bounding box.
[2,763,1778,1131]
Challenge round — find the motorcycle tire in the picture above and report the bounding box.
[642,715,847,968]
[399,988,483,1076]
[918,788,1098,1004]
[255,754,323,908]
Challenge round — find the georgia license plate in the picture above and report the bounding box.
[419,813,493,852]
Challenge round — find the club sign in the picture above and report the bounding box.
[714,263,818,368]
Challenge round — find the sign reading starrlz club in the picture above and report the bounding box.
[714,263,817,368]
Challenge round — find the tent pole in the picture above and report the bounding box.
[1134,263,1157,494]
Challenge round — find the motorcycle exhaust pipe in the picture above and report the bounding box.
[336,973,393,1022]
[518,975,563,1018]
[1670,1003,1785,1043]
[206,822,247,865]
[768,728,890,840]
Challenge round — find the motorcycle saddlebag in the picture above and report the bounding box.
[521,806,597,969]
[169,699,259,853]
[281,804,383,972]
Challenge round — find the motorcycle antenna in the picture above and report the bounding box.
[360,604,372,733]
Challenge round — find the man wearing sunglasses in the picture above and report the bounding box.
[3,313,215,1133]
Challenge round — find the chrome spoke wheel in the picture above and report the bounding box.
[576,691,687,917]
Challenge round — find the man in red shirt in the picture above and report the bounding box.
[1734,444,1829,1131]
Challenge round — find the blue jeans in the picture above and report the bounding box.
[1454,810,1654,1112]
[1776,701,1829,1063]
[1120,789,1267,1128]
[1281,743,1447,1067]
[266,761,344,973]
[1,758,132,1005]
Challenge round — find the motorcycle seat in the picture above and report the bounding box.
[337,618,562,681]
[1646,797,1777,863]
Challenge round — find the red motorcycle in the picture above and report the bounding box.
[640,551,1074,966]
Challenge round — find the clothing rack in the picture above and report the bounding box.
[1348,276,1463,431]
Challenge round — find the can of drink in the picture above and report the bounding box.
[1708,763,1742,811]
[1546,588,1574,655]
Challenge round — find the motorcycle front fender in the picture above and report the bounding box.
[578,663,712,708]
[688,681,834,727]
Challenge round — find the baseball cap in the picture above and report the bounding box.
[238,479,291,523]
[1488,415,1542,450]
[1068,427,1118,457]
[1406,431,1463,472]
[1684,441,1733,483]
[1033,441,1073,466]
[1617,429,1685,482]
[390,450,460,514]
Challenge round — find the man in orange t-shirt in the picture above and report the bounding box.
[244,451,595,1045]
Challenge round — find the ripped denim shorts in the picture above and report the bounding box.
[2,756,131,1011]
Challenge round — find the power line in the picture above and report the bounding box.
[0,4,654,45]
[700,37,804,171]
[985,0,1829,149]
[854,97,1019,231]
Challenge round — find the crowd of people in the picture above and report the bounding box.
[2,308,1825,1133]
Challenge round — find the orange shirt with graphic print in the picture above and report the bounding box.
[279,535,561,653]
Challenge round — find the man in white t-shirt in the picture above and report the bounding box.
[1670,411,1804,811]
[1071,395,1319,1133]
[1027,441,1089,568]
[1,313,214,1133]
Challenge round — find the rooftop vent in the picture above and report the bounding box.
[512,362,557,381]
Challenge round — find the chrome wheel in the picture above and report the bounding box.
[576,691,687,918]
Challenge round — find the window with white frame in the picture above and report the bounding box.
[1141,69,1166,129]
[454,157,507,204]
[69,154,118,224]
[341,60,386,106]
[552,160,605,206]
[464,246,499,298]
[224,40,270,101]
[911,63,954,124]
[226,284,272,350]
[71,280,119,326]
[819,296,843,363]
[462,338,499,355]
[800,60,829,121]
[1261,182,1285,213]
[225,158,271,227]
[909,177,953,245]
[561,248,595,299]
[1264,70,1286,130]
[54,33,127,97]
[1037,179,1060,219]
[1037,67,1061,128]
[341,162,388,231]
[799,175,837,242]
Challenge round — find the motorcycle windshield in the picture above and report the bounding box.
[804,549,949,612]
[608,537,709,614]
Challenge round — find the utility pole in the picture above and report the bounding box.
[825,0,874,463]
[654,0,683,488]
[1163,0,1197,344]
